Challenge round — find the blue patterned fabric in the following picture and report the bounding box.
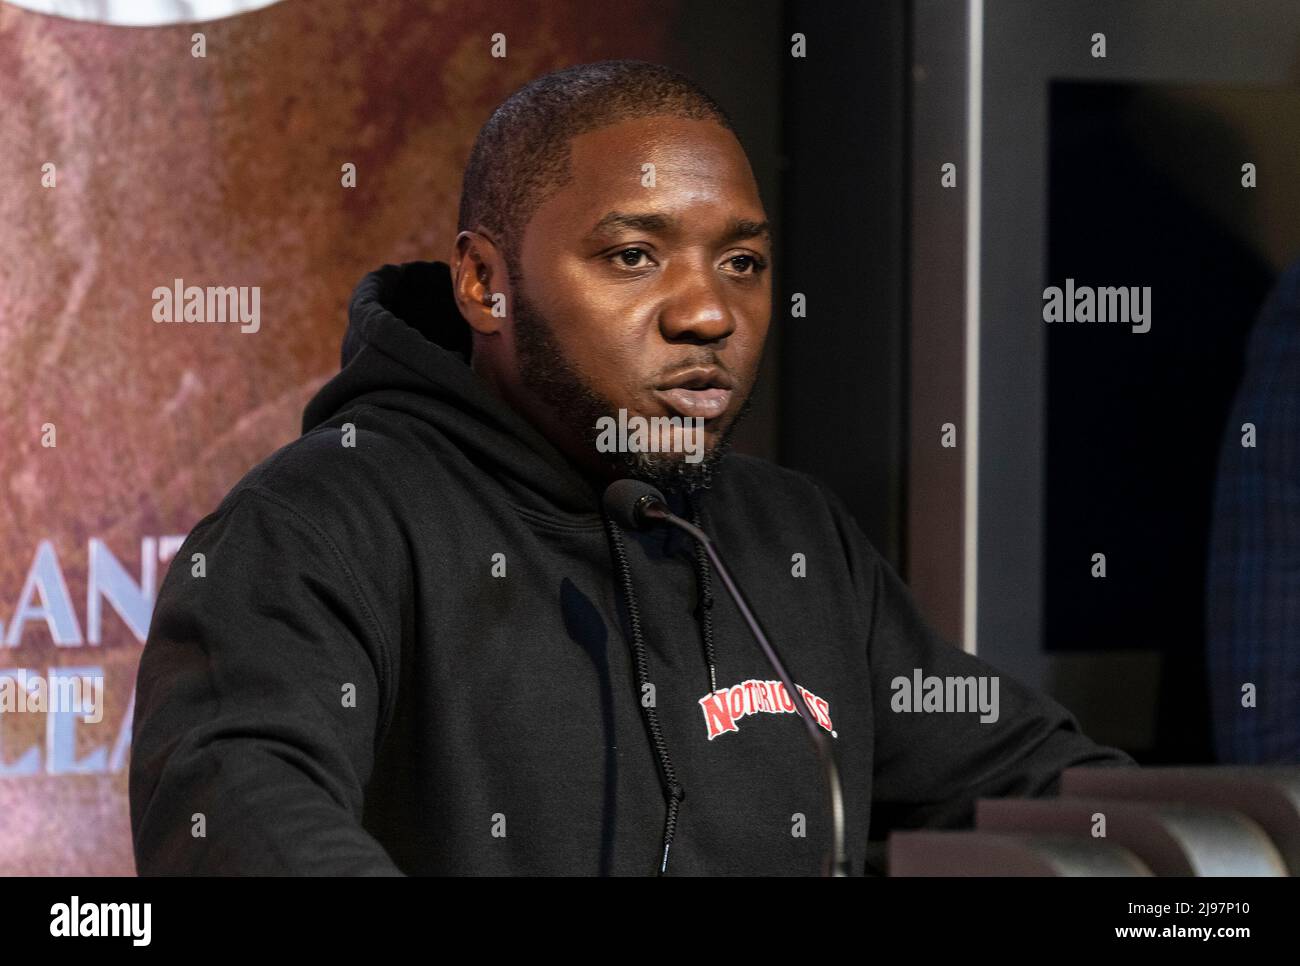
[1207,260,1300,764]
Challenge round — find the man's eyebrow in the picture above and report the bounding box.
[586,211,772,245]
[722,217,772,245]
[588,211,673,236]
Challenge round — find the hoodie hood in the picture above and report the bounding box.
[303,260,605,522]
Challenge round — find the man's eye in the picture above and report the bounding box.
[613,248,652,268]
[727,254,768,275]
[609,249,768,274]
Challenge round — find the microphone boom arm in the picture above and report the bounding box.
[638,496,851,877]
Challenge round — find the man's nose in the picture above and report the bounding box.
[657,265,738,345]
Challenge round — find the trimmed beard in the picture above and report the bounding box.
[509,273,752,495]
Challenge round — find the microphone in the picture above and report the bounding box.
[603,479,850,877]
[603,477,674,529]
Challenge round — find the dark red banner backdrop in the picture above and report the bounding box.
[0,0,678,875]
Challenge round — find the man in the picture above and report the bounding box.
[130,59,1133,876]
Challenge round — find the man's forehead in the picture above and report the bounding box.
[564,117,756,191]
[528,118,766,243]
[583,209,771,245]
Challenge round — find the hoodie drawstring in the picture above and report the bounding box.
[604,515,684,875]
[686,490,718,695]
[602,491,718,876]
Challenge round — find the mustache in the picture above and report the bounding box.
[651,355,732,380]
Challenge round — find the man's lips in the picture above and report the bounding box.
[653,366,735,419]
[653,386,734,419]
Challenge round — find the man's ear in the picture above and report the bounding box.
[452,230,509,336]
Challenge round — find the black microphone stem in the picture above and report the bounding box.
[642,501,851,877]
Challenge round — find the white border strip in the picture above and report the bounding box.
[963,0,983,655]
[3,0,283,27]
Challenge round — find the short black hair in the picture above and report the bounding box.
[457,59,737,279]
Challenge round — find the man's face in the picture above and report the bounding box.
[495,115,773,492]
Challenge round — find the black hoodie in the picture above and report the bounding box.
[129,260,1135,876]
